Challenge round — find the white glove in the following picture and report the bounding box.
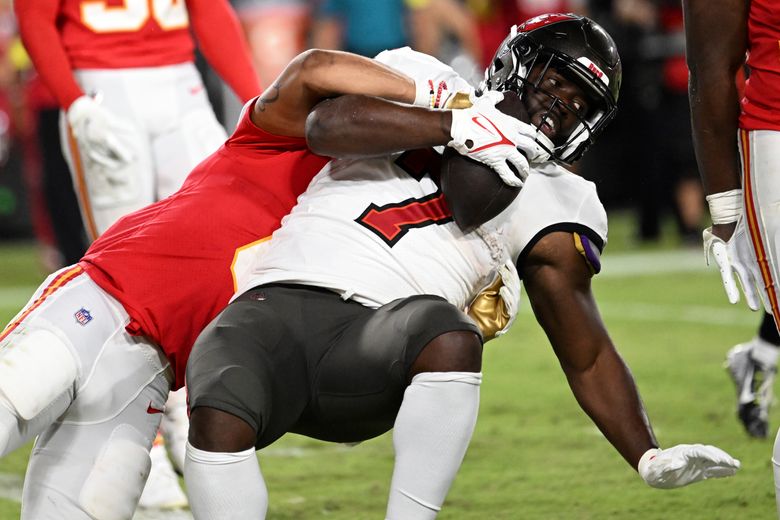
[495,258,521,337]
[703,216,767,312]
[448,91,547,188]
[638,445,740,489]
[66,95,134,170]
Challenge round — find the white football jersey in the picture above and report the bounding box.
[234,50,608,309]
[236,155,607,309]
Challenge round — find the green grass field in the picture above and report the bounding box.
[0,212,776,519]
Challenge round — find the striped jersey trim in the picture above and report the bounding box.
[0,265,84,342]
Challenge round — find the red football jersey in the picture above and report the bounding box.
[80,102,329,388]
[740,0,780,130]
[59,0,194,69]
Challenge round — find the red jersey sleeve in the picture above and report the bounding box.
[15,0,83,109]
[186,0,261,103]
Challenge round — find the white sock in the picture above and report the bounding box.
[386,371,482,520]
[184,441,267,519]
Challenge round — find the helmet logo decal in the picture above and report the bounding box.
[519,13,577,32]
[577,57,609,86]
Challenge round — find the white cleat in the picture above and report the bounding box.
[139,441,189,510]
[725,341,777,438]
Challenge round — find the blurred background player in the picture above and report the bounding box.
[14,0,261,509]
[229,0,311,88]
[683,0,780,507]
[311,0,410,59]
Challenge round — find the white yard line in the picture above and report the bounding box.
[600,248,706,278]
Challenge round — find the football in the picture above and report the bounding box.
[440,91,529,233]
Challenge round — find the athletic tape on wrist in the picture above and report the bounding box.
[706,189,742,225]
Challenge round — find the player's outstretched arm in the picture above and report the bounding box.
[683,0,748,241]
[186,0,261,103]
[521,232,740,487]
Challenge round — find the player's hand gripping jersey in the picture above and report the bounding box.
[237,153,607,313]
[79,102,329,389]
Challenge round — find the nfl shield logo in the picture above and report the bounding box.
[75,308,93,326]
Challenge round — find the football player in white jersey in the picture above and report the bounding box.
[183,14,740,520]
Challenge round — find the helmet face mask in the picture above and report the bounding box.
[481,14,621,164]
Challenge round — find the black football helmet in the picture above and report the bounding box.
[481,13,621,164]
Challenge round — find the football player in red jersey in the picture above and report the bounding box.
[0,46,541,519]
[684,0,780,509]
[14,0,262,506]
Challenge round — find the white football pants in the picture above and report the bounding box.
[60,62,228,240]
[0,266,172,520]
[740,129,780,332]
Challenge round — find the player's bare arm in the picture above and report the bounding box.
[251,49,416,137]
[304,90,541,186]
[520,231,658,469]
[521,231,741,487]
[305,94,452,157]
[683,0,749,240]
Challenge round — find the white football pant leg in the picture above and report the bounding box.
[386,372,482,520]
[742,129,780,329]
[0,329,77,457]
[0,268,173,519]
[184,442,268,519]
[59,107,153,239]
[0,391,72,459]
[0,267,105,458]
[151,105,226,199]
[22,368,171,520]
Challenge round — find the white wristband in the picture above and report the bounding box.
[706,189,742,225]
[413,80,433,108]
[637,448,660,480]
